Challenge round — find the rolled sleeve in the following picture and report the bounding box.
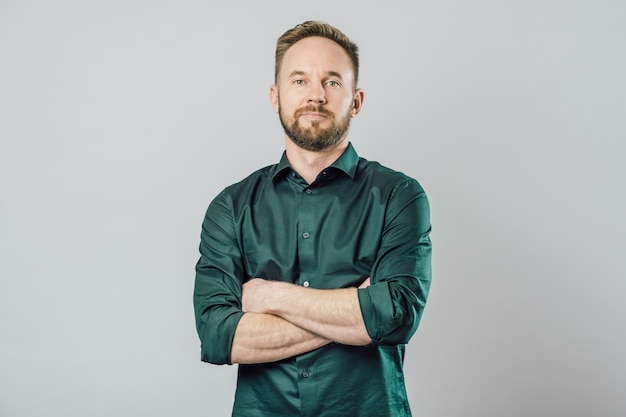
[194,190,245,365]
[357,178,432,345]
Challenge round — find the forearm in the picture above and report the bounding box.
[231,312,331,364]
[245,280,371,346]
[275,285,371,345]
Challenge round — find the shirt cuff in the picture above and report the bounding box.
[357,282,398,344]
[200,309,245,365]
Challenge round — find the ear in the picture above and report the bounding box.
[270,85,279,113]
[351,88,365,117]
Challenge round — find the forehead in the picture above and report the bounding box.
[280,36,354,79]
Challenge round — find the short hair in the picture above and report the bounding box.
[274,21,360,86]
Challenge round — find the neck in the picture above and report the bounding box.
[284,136,349,184]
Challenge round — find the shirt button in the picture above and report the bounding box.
[305,188,312,195]
[302,370,309,378]
[303,281,310,287]
[302,232,310,239]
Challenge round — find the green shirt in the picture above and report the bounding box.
[194,143,432,417]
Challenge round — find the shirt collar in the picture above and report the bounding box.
[271,142,360,182]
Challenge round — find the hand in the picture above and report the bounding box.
[241,278,273,313]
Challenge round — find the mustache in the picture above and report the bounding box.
[294,105,333,118]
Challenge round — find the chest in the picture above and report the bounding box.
[236,183,387,287]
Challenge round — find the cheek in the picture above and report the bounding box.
[279,96,302,115]
[340,95,355,113]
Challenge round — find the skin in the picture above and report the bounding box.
[230,37,370,364]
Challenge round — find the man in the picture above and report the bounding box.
[194,21,432,417]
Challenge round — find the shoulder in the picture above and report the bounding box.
[212,164,276,207]
[225,164,274,192]
[356,158,430,228]
[203,164,275,222]
[356,157,426,196]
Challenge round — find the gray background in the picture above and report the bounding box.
[1,1,624,416]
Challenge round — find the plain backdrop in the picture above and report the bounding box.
[1,1,625,416]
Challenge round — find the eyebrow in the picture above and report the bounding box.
[288,70,344,80]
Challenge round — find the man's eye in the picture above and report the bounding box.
[293,79,304,85]
[326,80,340,87]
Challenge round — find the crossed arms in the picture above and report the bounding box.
[231,277,372,364]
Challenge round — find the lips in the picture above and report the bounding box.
[301,113,328,120]
[295,106,333,119]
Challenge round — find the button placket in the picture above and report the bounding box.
[296,172,316,307]
[302,188,313,239]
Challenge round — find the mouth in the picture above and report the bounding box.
[296,106,332,121]
[300,112,328,121]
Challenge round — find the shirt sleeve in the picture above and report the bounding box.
[193,190,245,365]
[357,178,432,345]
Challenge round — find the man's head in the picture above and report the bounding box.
[271,21,364,153]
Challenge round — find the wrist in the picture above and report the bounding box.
[265,281,299,316]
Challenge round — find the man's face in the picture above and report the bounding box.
[271,36,362,152]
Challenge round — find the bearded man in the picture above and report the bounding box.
[194,20,432,417]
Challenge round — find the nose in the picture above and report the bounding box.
[308,83,326,104]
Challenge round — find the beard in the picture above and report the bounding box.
[278,102,352,152]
